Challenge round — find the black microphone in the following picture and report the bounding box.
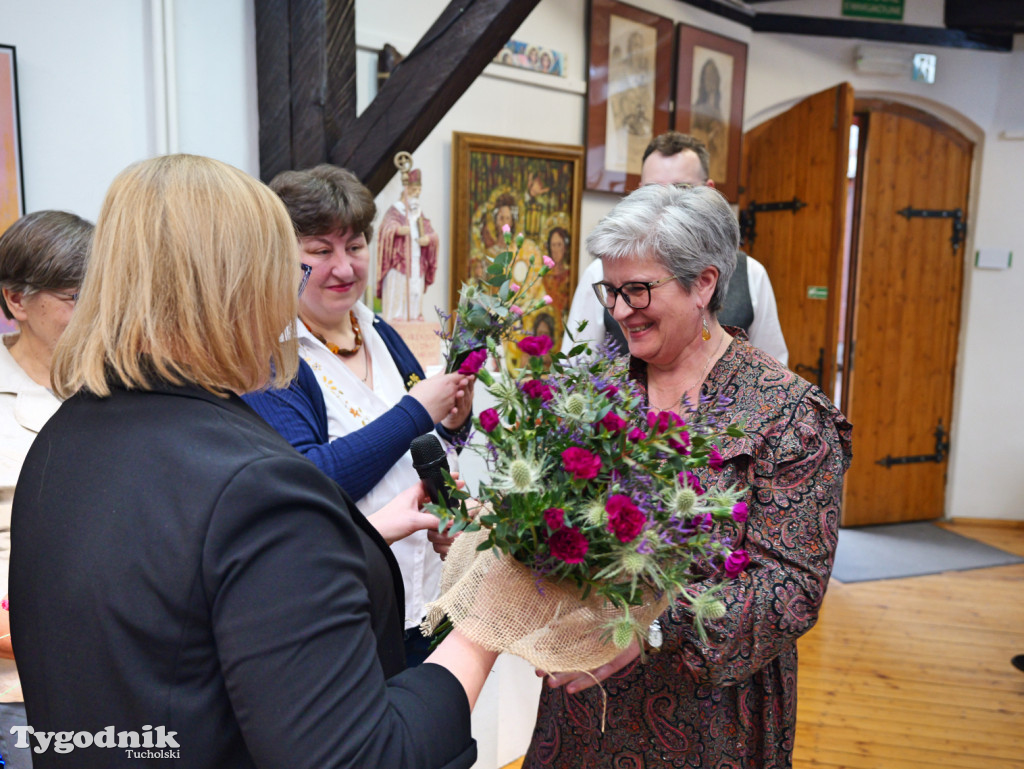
[410,434,456,509]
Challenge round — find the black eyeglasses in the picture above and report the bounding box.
[592,275,677,310]
[299,263,312,297]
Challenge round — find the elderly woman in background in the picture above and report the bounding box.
[243,165,473,666]
[10,154,496,768]
[524,184,852,769]
[0,210,92,769]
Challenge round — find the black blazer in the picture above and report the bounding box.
[10,382,475,768]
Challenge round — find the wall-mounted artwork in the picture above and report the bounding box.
[1,44,25,335]
[451,132,583,368]
[585,0,673,193]
[493,40,566,77]
[673,25,747,202]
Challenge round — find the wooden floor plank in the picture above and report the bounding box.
[501,520,1024,769]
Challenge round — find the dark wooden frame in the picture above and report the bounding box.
[585,0,674,193]
[450,132,584,358]
[673,25,747,202]
[1,44,25,234]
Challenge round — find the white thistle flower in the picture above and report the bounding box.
[489,450,544,494]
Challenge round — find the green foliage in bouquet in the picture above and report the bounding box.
[441,223,554,376]
[432,333,750,647]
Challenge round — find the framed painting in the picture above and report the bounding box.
[451,132,583,369]
[673,25,747,202]
[585,0,674,193]
[1,44,25,335]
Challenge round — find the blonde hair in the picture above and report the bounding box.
[52,154,300,398]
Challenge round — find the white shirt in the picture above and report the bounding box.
[562,257,789,366]
[295,303,443,629]
[0,335,62,701]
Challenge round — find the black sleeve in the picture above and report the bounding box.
[202,455,475,769]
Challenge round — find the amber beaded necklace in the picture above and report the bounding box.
[301,312,363,356]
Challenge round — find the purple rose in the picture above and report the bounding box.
[599,411,627,434]
[724,549,750,577]
[518,335,554,357]
[521,379,554,402]
[547,526,589,564]
[605,494,645,543]
[731,501,749,523]
[543,507,565,531]
[459,348,487,375]
[479,408,500,433]
[561,447,602,480]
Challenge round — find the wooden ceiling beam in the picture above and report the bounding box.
[254,0,356,183]
[329,0,542,195]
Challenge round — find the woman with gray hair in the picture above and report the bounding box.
[0,209,93,769]
[524,184,852,769]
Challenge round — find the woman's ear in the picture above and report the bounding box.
[695,266,719,307]
[1,287,29,322]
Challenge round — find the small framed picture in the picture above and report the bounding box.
[451,132,584,366]
[1,44,25,234]
[673,25,747,202]
[585,0,674,193]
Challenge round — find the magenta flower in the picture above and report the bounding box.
[679,470,704,496]
[601,384,619,398]
[542,255,555,269]
[561,447,601,480]
[458,348,487,375]
[478,408,500,433]
[599,411,627,434]
[731,501,749,523]
[510,304,524,316]
[543,507,565,531]
[708,445,724,471]
[547,526,589,564]
[605,494,645,543]
[724,549,750,577]
[627,427,647,443]
[669,429,691,454]
[518,335,554,357]
[521,379,554,402]
[647,410,682,433]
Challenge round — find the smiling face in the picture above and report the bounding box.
[297,227,370,327]
[604,256,714,369]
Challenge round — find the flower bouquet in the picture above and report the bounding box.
[426,230,748,673]
[441,224,554,376]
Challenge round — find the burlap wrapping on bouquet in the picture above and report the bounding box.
[421,528,670,673]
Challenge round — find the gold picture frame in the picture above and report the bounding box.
[450,132,584,366]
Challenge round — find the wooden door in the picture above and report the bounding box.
[739,84,853,395]
[841,104,972,526]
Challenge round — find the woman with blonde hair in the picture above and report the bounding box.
[9,154,494,768]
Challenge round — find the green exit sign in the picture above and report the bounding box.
[842,0,904,21]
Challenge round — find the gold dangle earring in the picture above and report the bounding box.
[700,308,711,342]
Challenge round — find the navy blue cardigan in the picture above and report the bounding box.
[244,316,468,500]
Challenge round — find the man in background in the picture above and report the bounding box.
[563,131,788,365]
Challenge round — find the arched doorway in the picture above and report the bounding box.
[740,85,973,526]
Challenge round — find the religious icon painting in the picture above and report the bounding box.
[451,132,584,370]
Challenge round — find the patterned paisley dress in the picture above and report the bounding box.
[523,333,853,769]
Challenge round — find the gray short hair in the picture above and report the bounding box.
[0,210,94,320]
[585,185,738,313]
